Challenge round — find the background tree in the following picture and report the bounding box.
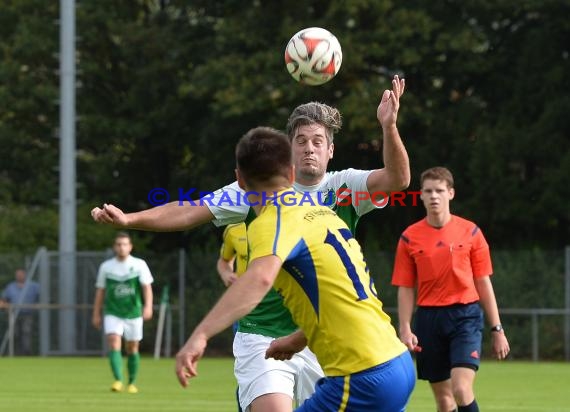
[0,0,568,253]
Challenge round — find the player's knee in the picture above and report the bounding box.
[434,393,455,412]
[125,341,139,354]
[451,382,474,404]
[436,400,456,412]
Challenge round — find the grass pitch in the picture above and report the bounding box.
[0,357,568,411]
[0,357,235,412]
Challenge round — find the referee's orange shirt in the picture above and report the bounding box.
[391,215,493,307]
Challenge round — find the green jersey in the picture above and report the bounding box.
[221,219,298,337]
[237,288,297,337]
[95,255,153,319]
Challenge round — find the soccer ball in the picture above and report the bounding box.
[285,27,342,86]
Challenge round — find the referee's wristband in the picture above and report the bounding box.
[490,324,503,333]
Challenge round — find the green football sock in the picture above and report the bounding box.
[127,352,140,384]
[108,350,123,381]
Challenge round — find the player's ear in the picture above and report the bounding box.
[449,187,455,200]
[289,165,295,185]
[328,142,334,159]
[236,169,246,191]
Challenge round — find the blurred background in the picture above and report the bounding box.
[0,0,568,360]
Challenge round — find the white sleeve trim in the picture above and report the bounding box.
[334,168,387,216]
[205,181,250,227]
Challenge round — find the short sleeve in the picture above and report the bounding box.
[470,227,493,277]
[335,168,385,216]
[206,181,250,227]
[95,264,106,289]
[138,260,154,285]
[391,235,417,287]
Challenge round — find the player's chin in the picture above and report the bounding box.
[300,166,324,178]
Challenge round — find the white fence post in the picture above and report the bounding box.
[39,247,50,356]
[564,246,570,362]
[531,313,539,362]
[8,307,15,357]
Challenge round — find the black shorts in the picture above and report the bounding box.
[414,302,483,383]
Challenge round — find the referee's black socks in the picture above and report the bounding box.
[458,399,479,412]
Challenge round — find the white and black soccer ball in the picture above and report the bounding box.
[285,27,342,86]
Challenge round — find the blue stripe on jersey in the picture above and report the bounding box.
[282,239,320,318]
[338,227,353,242]
[341,227,374,286]
[471,226,479,236]
[272,203,282,255]
[324,230,368,301]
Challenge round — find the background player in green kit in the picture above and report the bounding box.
[92,232,154,393]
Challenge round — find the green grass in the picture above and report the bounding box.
[0,357,568,411]
[0,357,235,412]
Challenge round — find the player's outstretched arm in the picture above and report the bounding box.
[175,255,281,388]
[91,201,214,232]
[377,75,405,131]
[175,329,207,387]
[367,74,410,194]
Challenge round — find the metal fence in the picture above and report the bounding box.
[365,246,570,361]
[0,248,188,357]
[1,303,174,358]
[0,247,569,360]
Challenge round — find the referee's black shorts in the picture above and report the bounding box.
[414,302,483,383]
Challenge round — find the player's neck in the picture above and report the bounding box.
[295,175,324,187]
[115,255,130,262]
[426,211,452,228]
[248,184,293,215]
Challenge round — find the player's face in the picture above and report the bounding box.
[420,179,455,214]
[113,237,133,260]
[15,270,25,283]
[291,124,334,185]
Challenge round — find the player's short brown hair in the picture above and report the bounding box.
[236,127,292,189]
[420,167,454,189]
[286,102,342,145]
[114,231,131,242]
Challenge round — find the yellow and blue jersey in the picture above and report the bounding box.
[221,222,297,338]
[248,191,407,376]
[220,223,249,275]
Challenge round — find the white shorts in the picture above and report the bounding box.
[104,314,143,341]
[233,331,324,412]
